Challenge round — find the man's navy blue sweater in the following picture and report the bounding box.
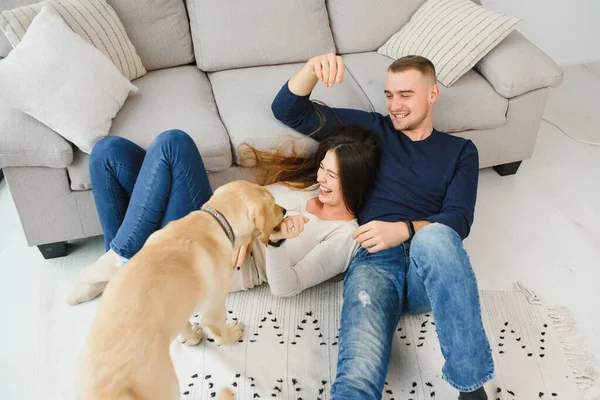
[272,82,479,240]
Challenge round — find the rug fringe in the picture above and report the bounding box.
[549,306,600,399]
[513,281,600,399]
[513,281,544,305]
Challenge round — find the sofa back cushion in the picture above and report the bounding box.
[327,0,483,54]
[327,0,427,54]
[0,0,194,70]
[106,0,194,71]
[0,0,147,81]
[186,0,335,71]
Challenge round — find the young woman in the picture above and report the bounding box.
[68,127,379,305]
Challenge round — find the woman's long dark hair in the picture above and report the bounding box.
[239,126,379,214]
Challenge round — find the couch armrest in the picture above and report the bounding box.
[476,31,563,98]
[0,100,73,169]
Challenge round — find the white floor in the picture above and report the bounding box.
[1,64,599,399]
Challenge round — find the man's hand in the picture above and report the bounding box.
[352,221,410,253]
[269,215,310,242]
[288,53,345,96]
[307,53,345,88]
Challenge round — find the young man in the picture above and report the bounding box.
[271,53,493,400]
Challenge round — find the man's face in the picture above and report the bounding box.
[384,69,438,132]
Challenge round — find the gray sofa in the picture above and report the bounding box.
[0,0,563,259]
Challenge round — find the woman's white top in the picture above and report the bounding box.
[230,183,359,297]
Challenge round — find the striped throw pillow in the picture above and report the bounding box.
[377,0,519,86]
[0,0,145,80]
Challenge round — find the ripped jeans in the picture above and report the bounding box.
[331,223,494,398]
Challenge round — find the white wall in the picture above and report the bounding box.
[482,0,600,66]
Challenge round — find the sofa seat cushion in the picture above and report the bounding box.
[343,52,508,133]
[67,66,231,191]
[208,64,374,165]
[0,98,73,169]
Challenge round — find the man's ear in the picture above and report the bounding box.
[430,83,440,104]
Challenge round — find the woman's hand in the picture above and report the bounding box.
[270,215,310,241]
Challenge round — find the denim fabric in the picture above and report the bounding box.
[89,129,212,258]
[331,223,494,398]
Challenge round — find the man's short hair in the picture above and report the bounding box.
[388,55,436,85]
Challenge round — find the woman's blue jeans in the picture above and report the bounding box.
[89,129,212,259]
[331,223,494,398]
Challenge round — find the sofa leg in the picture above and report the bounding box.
[493,161,522,177]
[38,241,68,259]
[0,169,4,182]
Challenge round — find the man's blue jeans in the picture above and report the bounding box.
[89,129,212,259]
[331,223,494,398]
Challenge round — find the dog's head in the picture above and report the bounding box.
[210,181,286,246]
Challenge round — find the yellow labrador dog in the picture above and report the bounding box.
[75,181,286,400]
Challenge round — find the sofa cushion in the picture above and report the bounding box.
[476,31,563,98]
[67,148,92,191]
[106,0,194,71]
[326,0,483,55]
[66,66,232,191]
[0,0,147,81]
[342,52,508,132]
[208,64,374,164]
[0,0,36,57]
[327,0,427,54]
[376,0,519,87]
[0,98,73,169]
[0,6,139,154]
[186,0,335,72]
[0,40,8,58]
[0,0,193,71]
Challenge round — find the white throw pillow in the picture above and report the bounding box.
[0,6,138,154]
[0,0,146,80]
[377,0,519,86]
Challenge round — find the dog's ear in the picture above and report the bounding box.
[254,204,274,246]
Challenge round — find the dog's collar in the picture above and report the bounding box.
[200,205,235,246]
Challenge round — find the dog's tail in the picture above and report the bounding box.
[217,388,235,400]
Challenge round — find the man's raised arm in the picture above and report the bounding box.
[272,53,377,141]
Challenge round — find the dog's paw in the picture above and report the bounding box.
[223,321,244,345]
[178,323,204,346]
[217,387,235,400]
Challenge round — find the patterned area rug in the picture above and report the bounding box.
[171,282,598,400]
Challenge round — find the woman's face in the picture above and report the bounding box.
[317,150,345,209]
